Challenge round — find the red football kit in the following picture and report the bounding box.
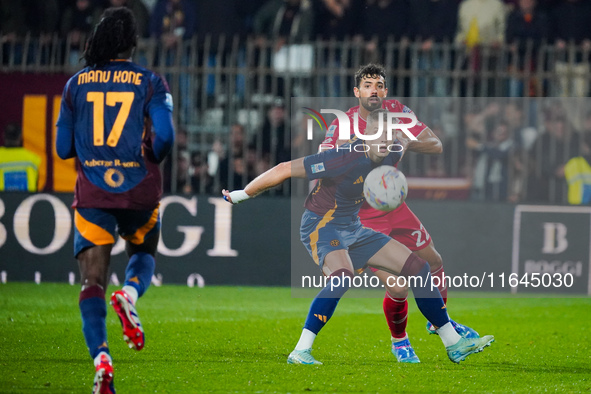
[321,99,431,252]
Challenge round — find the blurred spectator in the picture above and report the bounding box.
[410,0,458,44]
[409,0,458,96]
[503,101,538,150]
[254,0,315,96]
[564,132,591,205]
[150,0,197,46]
[1,1,27,64]
[506,0,548,96]
[162,128,188,193]
[0,123,42,192]
[237,0,269,35]
[60,0,102,64]
[252,101,290,167]
[506,0,548,52]
[467,121,515,201]
[253,0,314,44]
[457,0,506,95]
[312,0,358,96]
[528,109,581,203]
[456,0,505,47]
[175,149,192,193]
[503,101,538,201]
[461,102,501,178]
[356,0,409,95]
[218,124,252,190]
[189,151,213,194]
[550,0,591,97]
[197,0,248,42]
[0,1,27,41]
[359,0,409,43]
[313,0,359,41]
[25,0,60,42]
[464,102,501,141]
[196,0,254,103]
[150,0,197,122]
[108,0,150,38]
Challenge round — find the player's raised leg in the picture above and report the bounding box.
[368,240,494,363]
[111,229,159,351]
[288,250,355,365]
[373,269,419,363]
[416,241,479,339]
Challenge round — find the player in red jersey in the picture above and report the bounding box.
[320,63,478,363]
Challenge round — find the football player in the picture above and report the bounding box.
[56,7,175,393]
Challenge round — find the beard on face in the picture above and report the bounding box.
[360,96,383,112]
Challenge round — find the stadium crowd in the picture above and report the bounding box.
[1,0,590,49]
[1,0,591,204]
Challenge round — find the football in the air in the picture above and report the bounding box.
[363,166,407,211]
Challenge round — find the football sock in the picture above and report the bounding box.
[124,252,155,300]
[294,329,317,351]
[93,351,112,367]
[383,292,408,340]
[400,254,450,329]
[437,322,462,347]
[300,269,354,343]
[431,266,448,305]
[122,285,139,305]
[79,285,109,359]
[392,333,408,343]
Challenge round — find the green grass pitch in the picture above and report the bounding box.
[1,284,590,393]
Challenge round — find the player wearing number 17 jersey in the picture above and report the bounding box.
[56,7,174,393]
[321,64,479,363]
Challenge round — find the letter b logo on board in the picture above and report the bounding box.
[541,222,568,254]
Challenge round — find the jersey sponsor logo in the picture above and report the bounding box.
[402,105,412,113]
[104,168,124,188]
[330,239,340,247]
[326,124,337,137]
[311,163,325,174]
[353,176,364,185]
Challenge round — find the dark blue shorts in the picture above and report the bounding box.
[73,206,160,257]
[300,209,391,271]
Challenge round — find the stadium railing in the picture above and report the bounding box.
[1,35,589,204]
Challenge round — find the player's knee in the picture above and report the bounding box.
[427,250,443,269]
[417,243,443,270]
[385,280,408,298]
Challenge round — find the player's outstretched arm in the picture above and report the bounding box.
[222,158,305,204]
[404,127,443,155]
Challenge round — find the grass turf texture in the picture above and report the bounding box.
[0,284,590,393]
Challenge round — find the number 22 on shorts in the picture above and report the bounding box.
[411,223,430,248]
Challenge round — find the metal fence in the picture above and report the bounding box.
[2,35,590,203]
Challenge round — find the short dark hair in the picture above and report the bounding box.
[355,64,387,88]
[83,7,138,67]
